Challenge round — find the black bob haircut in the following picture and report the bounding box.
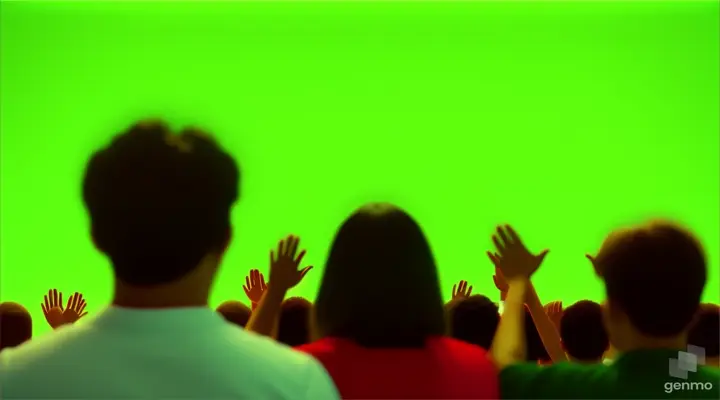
[314,203,445,348]
[83,120,240,286]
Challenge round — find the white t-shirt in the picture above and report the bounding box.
[0,307,339,399]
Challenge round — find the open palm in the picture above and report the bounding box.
[269,235,313,291]
[487,225,548,280]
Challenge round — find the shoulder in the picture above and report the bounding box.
[500,362,604,399]
[219,327,339,398]
[429,337,494,364]
[0,324,89,370]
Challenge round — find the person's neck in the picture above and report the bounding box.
[112,282,210,309]
[621,332,687,353]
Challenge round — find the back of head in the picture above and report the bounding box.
[0,302,32,351]
[314,203,445,348]
[560,300,609,362]
[216,301,251,328]
[596,220,706,337]
[688,304,720,358]
[524,306,549,362]
[83,120,240,286]
[446,295,500,350]
[278,297,312,347]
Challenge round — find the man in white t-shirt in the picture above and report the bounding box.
[0,121,339,400]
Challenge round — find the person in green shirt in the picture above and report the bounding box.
[488,222,720,399]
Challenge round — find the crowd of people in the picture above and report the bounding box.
[0,120,718,399]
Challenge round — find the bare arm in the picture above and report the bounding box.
[246,286,284,337]
[525,284,568,363]
[491,278,530,369]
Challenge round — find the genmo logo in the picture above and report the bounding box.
[664,381,714,394]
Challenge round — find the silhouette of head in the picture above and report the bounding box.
[595,221,706,351]
[82,120,239,288]
[446,295,499,350]
[216,301,252,328]
[524,306,549,362]
[0,302,32,351]
[560,300,609,363]
[688,304,719,367]
[314,203,445,348]
[277,297,312,347]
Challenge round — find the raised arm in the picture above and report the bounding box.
[488,225,549,369]
[525,287,568,362]
[246,235,313,337]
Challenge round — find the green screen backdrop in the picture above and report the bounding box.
[1,1,718,338]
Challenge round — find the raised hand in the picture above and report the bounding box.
[41,289,88,329]
[493,267,509,301]
[487,225,548,281]
[269,235,313,292]
[452,280,473,300]
[62,292,88,324]
[243,269,268,304]
[544,301,563,331]
[41,288,66,329]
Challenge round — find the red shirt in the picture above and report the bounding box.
[296,336,499,399]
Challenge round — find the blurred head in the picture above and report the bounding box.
[0,302,32,351]
[83,120,239,305]
[278,297,312,347]
[560,300,609,363]
[216,301,252,328]
[525,306,549,362]
[446,295,499,350]
[688,304,719,367]
[314,203,445,348]
[595,221,706,352]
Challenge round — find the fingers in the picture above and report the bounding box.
[295,249,307,266]
[300,266,313,278]
[288,236,299,258]
[492,236,505,255]
[277,240,284,259]
[80,312,88,318]
[537,249,550,262]
[452,283,457,296]
[259,272,266,288]
[66,293,73,310]
[468,285,473,296]
[43,295,50,312]
[245,275,251,289]
[504,225,523,247]
[52,289,59,308]
[78,302,87,315]
[496,226,511,248]
[243,285,250,297]
[270,250,276,266]
[487,251,499,266]
[41,303,47,315]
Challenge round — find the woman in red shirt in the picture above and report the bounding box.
[295,203,499,399]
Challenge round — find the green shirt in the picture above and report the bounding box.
[501,349,720,399]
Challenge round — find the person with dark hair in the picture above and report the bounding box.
[560,300,608,363]
[216,301,252,328]
[446,294,499,350]
[688,304,720,367]
[0,302,32,351]
[0,120,338,400]
[294,203,498,399]
[277,297,312,347]
[495,221,720,399]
